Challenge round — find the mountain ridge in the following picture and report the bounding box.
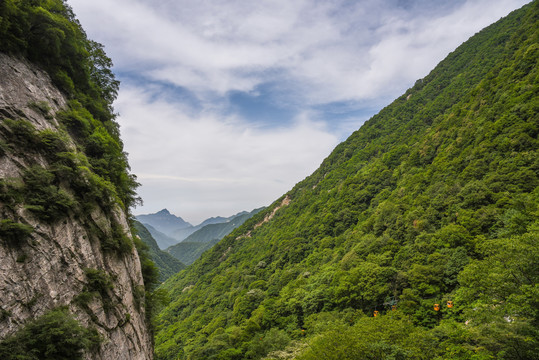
[136,209,192,240]
[138,209,264,247]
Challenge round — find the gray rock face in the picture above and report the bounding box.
[0,53,153,359]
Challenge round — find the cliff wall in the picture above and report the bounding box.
[0,53,153,359]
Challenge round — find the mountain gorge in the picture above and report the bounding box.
[0,1,537,360]
[155,2,538,359]
[166,208,264,265]
[137,209,264,249]
[133,221,185,283]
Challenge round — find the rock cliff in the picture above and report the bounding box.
[0,53,153,359]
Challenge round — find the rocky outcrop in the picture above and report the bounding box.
[0,53,153,359]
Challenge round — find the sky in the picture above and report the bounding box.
[67,0,530,225]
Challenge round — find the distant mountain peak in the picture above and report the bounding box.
[139,208,188,222]
[136,209,192,237]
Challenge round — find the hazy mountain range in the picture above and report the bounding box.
[136,208,264,253]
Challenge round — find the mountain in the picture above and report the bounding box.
[142,223,179,249]
[180,208,265,244]
[137,209,233,243]
[155,3,539,360]
[137,209,257,244]
[136,209,192,239]
[133,221,185,282]
[166,208,264,265]
[170,214,237,242]
[0,1,153,359]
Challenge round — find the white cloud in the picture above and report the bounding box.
[68,0,530,103]
[115,86,338,223]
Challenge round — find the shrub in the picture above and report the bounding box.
[0,219,33,244]
[38,128,69,154]
[0,307,101,360]
[0,309,10,322]
[56,102,93,140]
[84,268,113,296]
[22,165,76,222]
[1,119,41,148]
[28,101,52,119]
[0,179,23,209]
[100,221,133,254]
[0,140,9,156]
[73,291,94,308]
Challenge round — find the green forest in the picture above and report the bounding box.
[155,2,539,359]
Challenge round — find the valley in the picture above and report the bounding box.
[0,1,537,360]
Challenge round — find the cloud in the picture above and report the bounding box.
[69,0,530,105]
[115,85,339,223]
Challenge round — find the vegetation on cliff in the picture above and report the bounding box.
[155,2,538,359]
[0,307,101,360]
[0,0,138,210]
[0,0,158,357]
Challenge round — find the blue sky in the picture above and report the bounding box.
[68,0,530,225]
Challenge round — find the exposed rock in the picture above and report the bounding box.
[236,195,291,240]
[0,54,153,359]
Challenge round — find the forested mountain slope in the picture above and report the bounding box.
[165,239,218,267]
[156,2,538,360]
[180,209,265,244]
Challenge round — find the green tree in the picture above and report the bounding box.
[0,308,100,360]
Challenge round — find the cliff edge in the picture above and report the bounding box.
[0,52,153,359]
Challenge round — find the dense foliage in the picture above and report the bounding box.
[0,307,101,360]
[156,2,539,359]
[0,0,118,123]
[134,221,186,283]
